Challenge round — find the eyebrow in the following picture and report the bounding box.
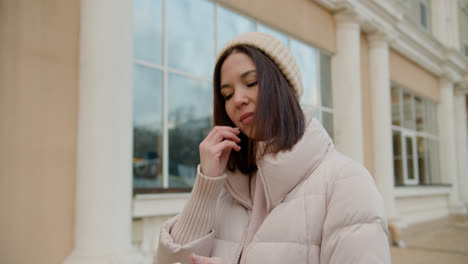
[240,69,256,78]
[220,70,257,90]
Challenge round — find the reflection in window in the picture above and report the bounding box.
[258,24,289,47]
[302,106,321,121]
[134,0,163,65]
[405,136,415,180]
[393,130,403,185]
[133,65,163,190]
[429,138,442,184]
[168,73,212,188]
[391,87,401,126]
[291,39,318,106]
[391,85,440,186]
[424,100,438,135]
[417,136,429,184]
[419,1,429,29]
[132,0,334,193]
[403,92,414,129]
[217,6,255,51]
[167,0,215,78]
[320,53,332,108]
[415,97,424,132]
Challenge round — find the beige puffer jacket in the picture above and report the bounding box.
[155,117,391,264]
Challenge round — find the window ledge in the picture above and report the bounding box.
[132,193,191,218]
[395,185,451,198]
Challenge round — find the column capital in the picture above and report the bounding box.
[454,78,468,96]
[334,7,362,27]
[440,64,461,83]
[367,30,392,49]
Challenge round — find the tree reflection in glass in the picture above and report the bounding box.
[168,73,213,188]
[133,65,163,190]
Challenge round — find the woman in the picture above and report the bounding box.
[155,32,391,264]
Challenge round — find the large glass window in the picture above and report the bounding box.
[291,39,334,138]
[132,0,333,193]
[391,85,441,186]
[133,65,163,190]
[217,6,256,51]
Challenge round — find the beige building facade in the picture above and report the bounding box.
[1,0,468,263]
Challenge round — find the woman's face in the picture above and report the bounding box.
[220,52,259,139]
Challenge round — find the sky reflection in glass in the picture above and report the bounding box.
[168,0,215,78]
[217,6,256,51]
[291,39,319,106]
[134,0,163,64]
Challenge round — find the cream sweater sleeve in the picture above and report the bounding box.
[170,165,227,245]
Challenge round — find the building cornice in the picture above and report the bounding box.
[312,0,468,84]
[445,48,468,77]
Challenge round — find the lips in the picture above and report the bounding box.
[240,112,254,125]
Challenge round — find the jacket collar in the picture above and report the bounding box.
[224,113,333,212]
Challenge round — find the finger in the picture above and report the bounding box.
[206,126,239,142]
[205,127,240,145]
[212,129,241,143]
[214,139,241,153]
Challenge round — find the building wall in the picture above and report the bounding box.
[214,0,336,53]
[389,49,440,102]
[360,33,375,176]
[395,193,450,226]
[0,0,79,263]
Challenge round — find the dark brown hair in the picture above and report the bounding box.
[213,45,305,174]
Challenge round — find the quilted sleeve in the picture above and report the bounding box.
[320,161,391,264]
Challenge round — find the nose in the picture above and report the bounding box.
[233,88,249,108]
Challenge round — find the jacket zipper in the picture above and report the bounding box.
[234,163,270,264]
[233,228,248,264]
[235,164,269,264]
[256,162,271,213]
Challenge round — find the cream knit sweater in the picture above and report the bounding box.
[171,167,267,246]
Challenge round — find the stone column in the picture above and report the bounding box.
[368,32,398,221]
[331,10,364,163]
[63,0,142,263]
[438,77,467,215]
[455,89,468,205]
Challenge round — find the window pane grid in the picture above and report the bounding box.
[391,85,440,186]
[133,0,334,193]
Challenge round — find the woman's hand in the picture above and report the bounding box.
[190,254,223,264]
[199,126,241,178]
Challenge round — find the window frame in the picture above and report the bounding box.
[132,0,334,194]
[391,84,440,186]
[418,0,429,30]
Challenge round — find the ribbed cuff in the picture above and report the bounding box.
[171,165,227,245]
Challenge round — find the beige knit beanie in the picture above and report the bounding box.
[216,31,303,100]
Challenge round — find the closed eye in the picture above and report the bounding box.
[223,93,233,101]
[247,81,258,87]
